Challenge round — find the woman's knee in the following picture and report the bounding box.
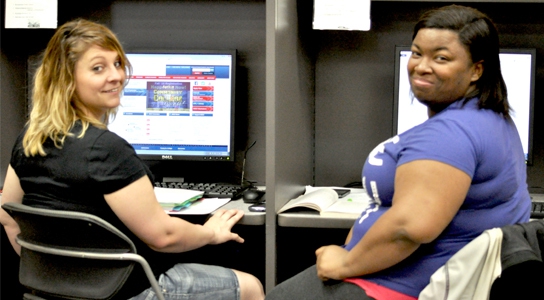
[232,269,264,300]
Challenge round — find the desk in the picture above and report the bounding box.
[216,199,266,226]
[278,193,544,229]
[164,186,266,226]
[531,193,544,202]
[278,211,355,228]
[277,187,365,229]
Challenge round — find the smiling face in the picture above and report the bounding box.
[408,28,483,116]
[74,45,126,120]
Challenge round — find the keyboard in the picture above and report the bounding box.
[531,202,544,219]
[155,181,248,199]
[530,194,544,219]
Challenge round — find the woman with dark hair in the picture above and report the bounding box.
[265,5,530,300]
[412,4,509,116]
[0,19,264,300]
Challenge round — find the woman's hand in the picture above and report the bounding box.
[204,209,245,244]
[106,176,243,253]
[315,245,349,281]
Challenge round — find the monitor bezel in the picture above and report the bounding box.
[392,46,536,165]
[115,49,237,162]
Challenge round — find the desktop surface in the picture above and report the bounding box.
[163,186,266,226]
[278,193,544,229]
[214,199,265,226]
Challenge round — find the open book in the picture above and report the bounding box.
[278,186,370,218]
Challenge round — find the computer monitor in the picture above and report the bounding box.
[392,46,536,165]
[108,50,237,162]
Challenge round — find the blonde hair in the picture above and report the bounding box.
[24,19,131,156]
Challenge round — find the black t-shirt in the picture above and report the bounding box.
[10,121,173,298]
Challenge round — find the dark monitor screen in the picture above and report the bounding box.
[393,46,536,164]
[108,50,237,162]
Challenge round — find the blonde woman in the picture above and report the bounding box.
[0,19,264,300]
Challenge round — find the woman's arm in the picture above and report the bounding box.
[345,227,354,245]
[104,175,244,253]
[0,165,25,255]
[316,159,471,280]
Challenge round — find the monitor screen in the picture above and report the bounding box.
[393,46,536,164]
[108,50,237,162]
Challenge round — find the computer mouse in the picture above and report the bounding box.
[243,189,265,203]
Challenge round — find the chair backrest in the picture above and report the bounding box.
[3,202,137,300]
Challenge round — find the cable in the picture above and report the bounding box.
[241,141,257,186]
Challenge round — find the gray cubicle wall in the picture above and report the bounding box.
[265,0,316,291]
[310,1,544,191]
[0,53,27,185]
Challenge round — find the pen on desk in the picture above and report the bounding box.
[171,196,204,211]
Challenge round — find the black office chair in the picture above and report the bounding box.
[2,202,165,300]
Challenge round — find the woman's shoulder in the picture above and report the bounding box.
[77,124,134,157]
[83,124,128,143]
[429,100,503,133]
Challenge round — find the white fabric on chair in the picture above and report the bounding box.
[419,228,503,300]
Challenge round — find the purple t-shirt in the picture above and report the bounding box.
[344,98,531,297]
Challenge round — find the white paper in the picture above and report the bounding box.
[5,0,58,29]
[313,0,371,31]
[167,198,230,215]
[154,187,204,204]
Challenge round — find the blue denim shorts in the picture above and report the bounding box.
[130,263,240,300]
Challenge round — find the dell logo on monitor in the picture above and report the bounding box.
[162,155,173,160]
